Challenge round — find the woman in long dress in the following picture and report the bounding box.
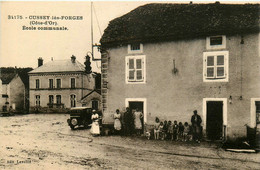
[90,110,100,136]
[113,109,122,135]
[134,108,143,135]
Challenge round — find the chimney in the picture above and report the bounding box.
[71,55,76,63]
[38,57,43,67]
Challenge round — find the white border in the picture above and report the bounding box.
[125,55,146,84]
[250,98,260,128]
[125,98,147,123]
[127,43,143,54]
[203,98,227,137]
[203,51,229,82]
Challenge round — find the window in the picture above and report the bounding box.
[125,55,146,84]
[56,95,61,104]
[35,95,40,106]
[92,100,99,110]
[49,79,54,89]
[206,35,226,50]
[56,79,61,89]
[49,95,54,104]
[70,94,76,107]
[70,78,76,88]
[203,51,229,82]
[128,43,143,54]
[36,79,40,89]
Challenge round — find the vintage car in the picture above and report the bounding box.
[67,107,93,130]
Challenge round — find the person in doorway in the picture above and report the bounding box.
[191,110,202,143]
[113,109,122,135]
[90,110,100,136]
[134,108,143,135]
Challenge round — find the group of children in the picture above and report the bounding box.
[152,118,193,141]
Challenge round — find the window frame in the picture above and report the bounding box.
[127,43,143,54]
[56,78,62,89]
[35,95,40,106]
[35,79,40,89]
[56,95,62,104]
[70,94,76,107]
[203,51,229,82]
[49,78,54,89]
[206,35,226,50]
[92,100,99,110]
[125,55,146,84]
[70,77,76,89]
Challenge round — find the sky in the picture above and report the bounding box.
[0,1,258,72]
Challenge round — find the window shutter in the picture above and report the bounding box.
[216,55,225,78]
[128,58,135,81]
[206,56,215,78]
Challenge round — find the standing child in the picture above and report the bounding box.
[183,122,191,141]
[159,122,164,140]
[167,121,174,140]
[163,120,168,140]
[173,120,178,141]
[178,122,184,141]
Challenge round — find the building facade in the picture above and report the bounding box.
[100,3,260,141]
[28,56,95,112]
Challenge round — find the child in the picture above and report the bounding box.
[183,122,191,141]
[159,122,164,140]
[178,122,184,141]
[173,120,178,141]
[167,121,174,140]
[163,120,168,140]
[154,117,160,140]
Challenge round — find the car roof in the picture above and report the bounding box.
[70,107,92,110]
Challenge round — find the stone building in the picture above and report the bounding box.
[28,56,96,113]
[100,3,260,141]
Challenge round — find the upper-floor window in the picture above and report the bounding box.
[128,43,143,54]
[203,51,229,82]
[56,95,61,104]
[49,79,54,89]
[56,78,61,89]
[36,79,40,89]
[35,95,40,106]
[206,35,226,50]
[125,55,146,84]
[70,78,76,88]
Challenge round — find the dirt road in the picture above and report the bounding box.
[0,114,259,169]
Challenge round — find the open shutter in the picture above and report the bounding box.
[206,55,215,78]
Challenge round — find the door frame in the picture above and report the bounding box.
[250,98,260,128]
[125,98,147,123]
[203,98,227,138]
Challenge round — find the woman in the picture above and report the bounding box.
[134,108,143,135]
[113,109,122,134]
[90,110,100,136]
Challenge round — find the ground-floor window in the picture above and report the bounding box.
[35,95,40,106]
[70,94,76,107]
[56,95,61,105]
[92,100,98,110]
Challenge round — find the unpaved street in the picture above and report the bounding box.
[0,114,259,169]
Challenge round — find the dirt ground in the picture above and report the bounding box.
[0,114,259,169]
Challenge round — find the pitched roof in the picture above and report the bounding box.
[80,89,101,101]
[29,59,85,74]
[0,72,16,84]
[100,3,260,47]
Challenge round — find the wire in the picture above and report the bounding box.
[93,3,102,37]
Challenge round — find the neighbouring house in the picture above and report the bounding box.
[80,89,101,111]
[100,3,260,141]
[0,70,26,112]
[28,56,96,113]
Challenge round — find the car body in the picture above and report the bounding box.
[67,107,93,130]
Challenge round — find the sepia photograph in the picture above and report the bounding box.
[0,0,259,169]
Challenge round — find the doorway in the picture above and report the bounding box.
[206,101,223,140]
[129,102,144,132]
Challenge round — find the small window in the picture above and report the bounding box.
[36,79,40,89]
[35,95,40,106]
[92,100,99,110]
[70,78,76,88]
[56,79,61,89]
[56,95,61,104]
[125,55,146,84]
[206,35,226,50]
[70,94,76,107]
[49,79,54,89]
[128,43,143,54]
[203,51,229,82]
